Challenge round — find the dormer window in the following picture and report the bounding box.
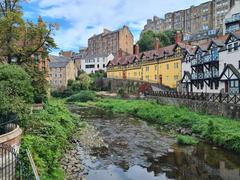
[234,42,239,51]
[228,44,233,52]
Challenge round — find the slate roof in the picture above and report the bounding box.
[49,55,71,68]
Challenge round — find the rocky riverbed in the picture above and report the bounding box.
[62,105,240,180]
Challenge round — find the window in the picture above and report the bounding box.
[103,64,105,68]
[174,63,178,69]
[86,65,95,69]
[155,65,158,71]
[166,64,169,70]
[234,42,238,51]
[228,44,233,52]
[55,74,57,77]
[97,64,99,68]
[155,75,157,80]
[166,76,169,80]
[146,66,149,72]
[174,75,178,80]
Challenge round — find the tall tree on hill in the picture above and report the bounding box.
[0,0,58,65]
[138,30,177,52]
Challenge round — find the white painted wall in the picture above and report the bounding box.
[81,54,114,74]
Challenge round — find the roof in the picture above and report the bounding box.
[219,64,240,80]
[49,55,71,68]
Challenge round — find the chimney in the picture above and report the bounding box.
[155,38,160,50]
[118,49,123,58]
[176,31,182,44]
[135,44,140,57]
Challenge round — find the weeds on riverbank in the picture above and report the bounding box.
[90,98,240,152]
[21,99,78,180]
[177,135,199,145]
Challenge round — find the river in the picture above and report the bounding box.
[64,105,240,180]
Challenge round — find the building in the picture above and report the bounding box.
[223,0,240,34]
[141,0,236,39]
[81,54,114,74]
[48,55,76,91]
[88,26,134,56]
[181,30,240,94]
[107,32,188,89]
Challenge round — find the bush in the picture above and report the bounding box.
[117,87,128,98]
[177,135,199,145]
[21,99,78,179]
[66,91,96,102]
[0,64,33,121]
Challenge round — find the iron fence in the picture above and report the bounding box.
[0,114,18,136]
[148,91,240,105]
[0,144,34,180]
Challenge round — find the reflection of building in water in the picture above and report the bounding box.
[220,161,240,180]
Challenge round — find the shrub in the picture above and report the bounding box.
[66,91,96,102]
[177,135,199,145]
[21,99,78,179]
[0,64,33,121]
[117,87,128,98]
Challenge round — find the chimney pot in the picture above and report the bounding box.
[135,44,140,57]
[155,38,161,50]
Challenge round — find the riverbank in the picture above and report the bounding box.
[20,99,83,180]
[75,98,240,153]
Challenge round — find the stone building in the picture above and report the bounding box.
[88,26,134,56]
[141,0,236,38]
[223,0,240,34]
[49,55,76,91]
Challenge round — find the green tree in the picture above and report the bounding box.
[0,0,57,65]
[138,30,177,52]
[0,64,33,120]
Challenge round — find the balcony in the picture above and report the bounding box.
[191,58,203,66]
[225,15,240,24]
[192,73,204,80]
[203,54,219,64]
[204,70,219,79]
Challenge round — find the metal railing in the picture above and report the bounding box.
[148,91,240,105]
[0,144,35,180]
[0,114,18,136]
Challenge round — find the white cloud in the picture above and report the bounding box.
[25,0,209,51]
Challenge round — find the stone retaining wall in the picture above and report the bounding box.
[150,96,240,120]
[0,126,22,149]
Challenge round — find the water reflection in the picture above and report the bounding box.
[69,105,240,180]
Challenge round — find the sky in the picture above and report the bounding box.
[22,0,209,53]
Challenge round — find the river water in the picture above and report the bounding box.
[68,105,240,180]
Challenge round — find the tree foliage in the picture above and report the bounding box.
[0,64,33,119]
[0,0,57,65]
[138,30,177,52]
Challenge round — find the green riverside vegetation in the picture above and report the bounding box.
[21,99,78,180]
[80,98,240,152]
[177,135,199,145]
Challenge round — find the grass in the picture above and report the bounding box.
[80,98,240,152]
[66,90,96,102]
[177,135,199,145]
[20,99,80,180]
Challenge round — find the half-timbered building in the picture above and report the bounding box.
[219,32,240,94]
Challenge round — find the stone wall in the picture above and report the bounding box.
[150,96,240,120]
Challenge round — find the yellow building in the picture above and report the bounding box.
[107,36,187,89]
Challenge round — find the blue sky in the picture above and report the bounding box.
[22,0,209,53]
